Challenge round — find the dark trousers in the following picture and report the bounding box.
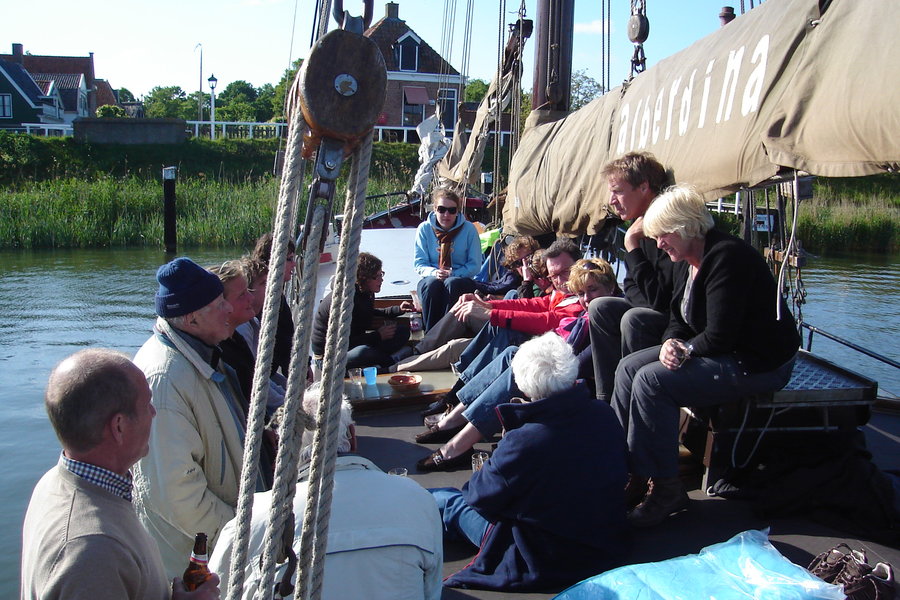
[611,346,796,479]
[417,276,478,331]
[588,297,667,400]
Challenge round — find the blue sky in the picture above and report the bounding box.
[3,0,740,99]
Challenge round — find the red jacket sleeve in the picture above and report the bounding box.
[489,296,583,335]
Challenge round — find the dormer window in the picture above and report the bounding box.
[395,32,421,72]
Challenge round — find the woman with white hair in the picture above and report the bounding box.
[415,258,619,472]
[430,332,629,592]
[613,184,800,527]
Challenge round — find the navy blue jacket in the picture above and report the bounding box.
[446,383,629,592]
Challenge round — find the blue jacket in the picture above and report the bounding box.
[446,383,630,592]
[413,212,482,279]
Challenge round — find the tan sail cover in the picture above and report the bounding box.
[504,0,900,236]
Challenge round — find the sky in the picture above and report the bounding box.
[2,0,742,100]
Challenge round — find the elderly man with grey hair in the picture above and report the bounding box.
[430,332,629,593]
[132,257,262,579]
[209,384,444,600]
[21,349,220,600]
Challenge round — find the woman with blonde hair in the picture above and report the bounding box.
[416,257,620,471]
[612,184,800,527]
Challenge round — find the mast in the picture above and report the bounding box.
[532,0,575,112]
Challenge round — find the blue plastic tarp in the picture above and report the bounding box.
[553,530,844,600]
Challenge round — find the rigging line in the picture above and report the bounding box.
[492,0,507,202]
[601,0,606,92]
[459,0,475,101]
[276,0,303,161]
[438,0,455,93]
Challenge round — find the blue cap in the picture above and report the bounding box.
[154,257,224,318]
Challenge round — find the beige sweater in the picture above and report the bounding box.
[21,464,169,600]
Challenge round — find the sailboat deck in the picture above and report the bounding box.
[353,406,900,599]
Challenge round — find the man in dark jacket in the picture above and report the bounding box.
[588,152,682,402]
[430,333,629,592]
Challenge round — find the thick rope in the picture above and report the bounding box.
[251,205,327,600]
[296,132,374,600]
[225,93,309,600]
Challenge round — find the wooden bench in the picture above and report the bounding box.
[683,350,878,490]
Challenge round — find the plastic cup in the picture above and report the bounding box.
[363,366,378,386]
[387,467,408,477]
[472,451,490,472]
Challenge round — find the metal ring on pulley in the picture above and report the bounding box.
[332,0,374,29]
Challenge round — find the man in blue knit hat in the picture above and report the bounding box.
[132,257,263,579]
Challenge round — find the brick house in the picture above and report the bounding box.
[364,2,464,142]
[0,43,99,117]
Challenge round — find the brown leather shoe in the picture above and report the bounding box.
[416,448,475,472]
[414,424,464,444]
[627,477,689,527]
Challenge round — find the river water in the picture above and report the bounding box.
[1,247,898,595]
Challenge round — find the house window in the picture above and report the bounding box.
[402,86,429,127]
[437,88,457,131]
[0,94,11,118]
[396,36,420,72]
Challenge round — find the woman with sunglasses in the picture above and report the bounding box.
[414,188,484,331]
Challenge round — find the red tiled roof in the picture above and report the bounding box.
[95,79,118,106]
[364,16,459,75]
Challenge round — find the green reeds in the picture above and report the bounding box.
[797,176,899,254]
[0,175,411,249]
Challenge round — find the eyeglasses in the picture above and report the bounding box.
[579,262,603,271]
[371,270,385,280]
[435,206,458,215]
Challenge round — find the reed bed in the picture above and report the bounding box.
[0,175,410,249]
[1,173,897,252]
[797,176,899,253]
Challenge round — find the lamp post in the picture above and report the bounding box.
[208,73,218,140]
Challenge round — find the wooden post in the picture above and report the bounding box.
[162,166,177,253]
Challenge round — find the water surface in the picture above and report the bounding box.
[0,247,897,596]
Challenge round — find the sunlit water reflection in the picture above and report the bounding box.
[0,247,897,595]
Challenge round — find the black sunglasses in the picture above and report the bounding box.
[435,206,458,215]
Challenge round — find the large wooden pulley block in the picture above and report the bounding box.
[298,29,387,145]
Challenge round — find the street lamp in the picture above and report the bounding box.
[208,73,218,140]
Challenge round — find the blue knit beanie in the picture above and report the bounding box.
[154,257,224,318]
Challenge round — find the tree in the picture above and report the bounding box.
[272,59,304,121]
[569,69,604,110]
[219,80,258,105]
[254,84,276,122]
[116,88,135,102]
[143,86,192,119]
[465,78,489,103]
[217,100,257,122]
[96,104,128,118]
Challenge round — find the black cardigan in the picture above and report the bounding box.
[665,228,800,374]
[622,235,681,315]
[310,288,401,356]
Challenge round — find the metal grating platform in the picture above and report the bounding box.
[761,350,877,406]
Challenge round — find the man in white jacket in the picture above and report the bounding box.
[133,257,261,578]
[210,385,443,600]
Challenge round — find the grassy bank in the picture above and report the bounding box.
[1,129,897,251]
[0,175,414,248]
